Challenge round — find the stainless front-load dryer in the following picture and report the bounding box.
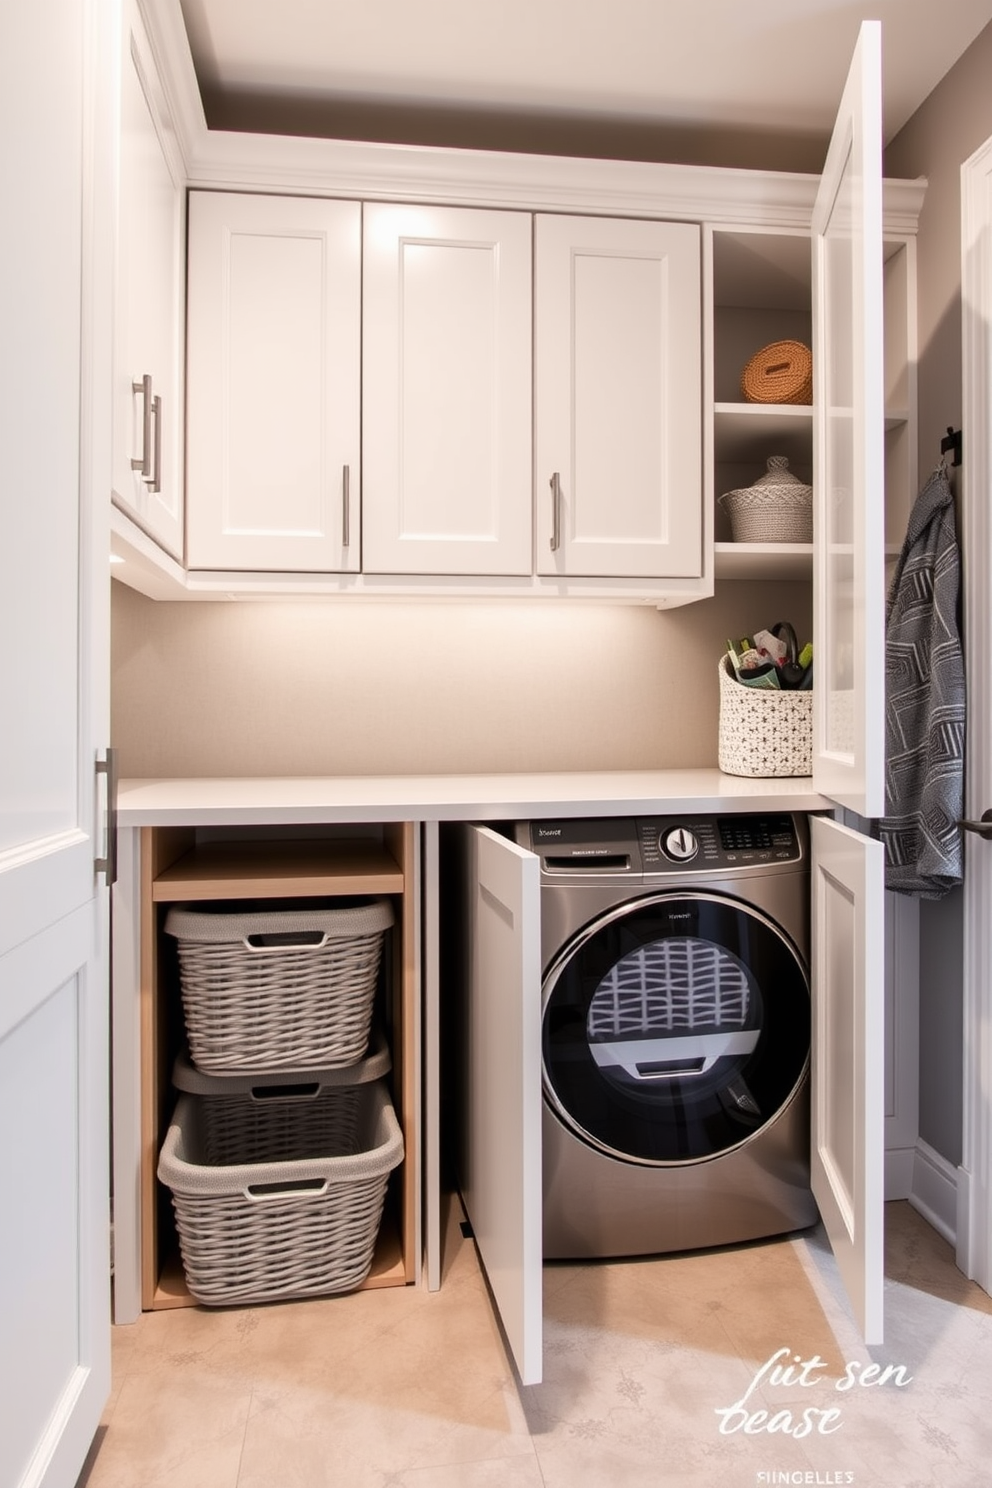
[515,813,819,1259]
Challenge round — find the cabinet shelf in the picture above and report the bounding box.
[713,403,812,467]
[714,401,813,427]
[714,542,813,581]
[151,838,405,901]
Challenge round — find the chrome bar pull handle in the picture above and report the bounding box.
[95,748,119,886]
[550,471,561,552]
[342,465,351,547]
[131,374,153,479]
[960,809,992,839]
[150,394,162,494]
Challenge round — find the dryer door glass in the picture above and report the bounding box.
[542,891,809,1164]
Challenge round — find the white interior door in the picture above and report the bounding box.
[959,131,992,1291]
[809,815,885,1344]
[812,20,886,817]
[0,0,112,1481]
[459,827,543,1384]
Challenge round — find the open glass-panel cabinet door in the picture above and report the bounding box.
[812,17,886,816]
[810,19,887,1345]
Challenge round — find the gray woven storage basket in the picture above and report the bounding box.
[171,1025,392,1101]
[719,455,813,544]
[157,1075,404,1306]
[165,899,393,1074]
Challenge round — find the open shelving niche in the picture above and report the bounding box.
[707,225,916,585]
[139,822,419,1310]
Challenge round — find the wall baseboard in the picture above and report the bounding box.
[884,1146,915,1201]
[908,1139,958,1245]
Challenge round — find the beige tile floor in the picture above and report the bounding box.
[78,1199,992,1488]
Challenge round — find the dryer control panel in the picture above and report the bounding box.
[525,815,805,876]
[639,814,802,871]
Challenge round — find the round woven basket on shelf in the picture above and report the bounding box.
[718,455,813,544]
[740,339,813,405]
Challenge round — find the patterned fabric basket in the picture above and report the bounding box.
[717,655,812,778]
[157,1075,404,1306]
[165,899,393,1074]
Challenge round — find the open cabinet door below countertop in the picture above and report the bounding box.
[459,826,543,1385]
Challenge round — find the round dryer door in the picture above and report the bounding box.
[542,891,810,1164]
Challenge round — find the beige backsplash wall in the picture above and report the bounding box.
[111,580,813,778]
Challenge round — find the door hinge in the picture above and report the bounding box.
[95,748,119,885]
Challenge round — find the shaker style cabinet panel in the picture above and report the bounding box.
[535,215,702,578]
[111,0,185,561]
[362,203,533,576]
[185,192,361,573]
[458,827,543,1386]
[809,815,885,1345]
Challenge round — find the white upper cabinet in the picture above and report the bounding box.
[362,204,533,576]
[812,21,886,818]
[185,192,361,572]
[111,0,185,560]
[535,215,702,578]
[111,8,919,606]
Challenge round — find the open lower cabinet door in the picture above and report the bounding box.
[812,19,886,819]
[809,815,886,1344]
[459,826,543,1385]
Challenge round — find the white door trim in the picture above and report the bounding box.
[957,134,992,1290]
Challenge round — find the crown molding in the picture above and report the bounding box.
[143,0,925,232]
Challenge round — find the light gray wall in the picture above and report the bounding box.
[111,580,812,779]
[884,20,992,1167]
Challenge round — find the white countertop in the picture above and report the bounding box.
[118,770,830,826]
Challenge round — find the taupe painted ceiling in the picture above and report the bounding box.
[177,0,992,170]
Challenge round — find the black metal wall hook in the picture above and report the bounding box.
[940,426,962,467]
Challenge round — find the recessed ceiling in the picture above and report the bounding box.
[177,0,992,171]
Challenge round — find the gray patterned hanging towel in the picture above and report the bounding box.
[879,463,966,897]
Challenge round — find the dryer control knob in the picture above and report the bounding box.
[662,826,698,862]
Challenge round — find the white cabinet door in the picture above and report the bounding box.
[812,20,885,817]
[186,192,361,573]
[459,827,543,1384]
[1,0,112,1479]
[111,0,185,561]
[362,204,533,576]
[535,214,701,578]
[809,815,885,1343]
